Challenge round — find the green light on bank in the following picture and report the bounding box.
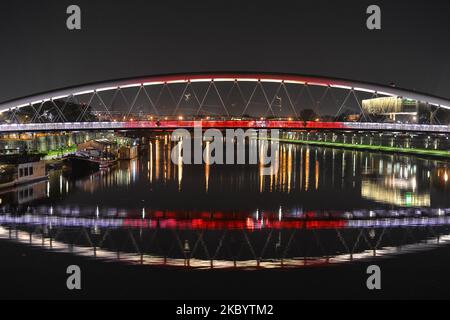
[263,138,450,158]
[405,192,413,206]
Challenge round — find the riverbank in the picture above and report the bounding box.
[265,137,450,158]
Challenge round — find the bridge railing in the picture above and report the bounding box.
[0,120,449,133]
[344,122,450,133]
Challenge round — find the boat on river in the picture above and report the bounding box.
[63,151,117,173]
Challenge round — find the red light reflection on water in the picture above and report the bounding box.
[122,217,348,230]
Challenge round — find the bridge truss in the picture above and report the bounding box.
[0,73,449,133]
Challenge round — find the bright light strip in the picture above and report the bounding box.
[166,79,188,84]
[309,82,328,87]
[210,78,236,82]
[354,87,376,93]
[96,86,118,92]
[74,89,95,96]
[235,78,260,82]
[119,83,142,89]
[143,81,164,86]
[189,78,212,83]
[331,84,352,90]
[260,79,284,83]
[283,80,305,85]
[51,95,69,100]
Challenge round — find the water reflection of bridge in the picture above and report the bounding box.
[50,141,448,207]
[1,209,450,269]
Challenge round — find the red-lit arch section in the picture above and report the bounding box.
[0,72,449,132]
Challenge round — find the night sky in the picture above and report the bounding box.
[0,0,449,102]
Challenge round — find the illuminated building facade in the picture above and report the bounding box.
[362,97,431,124]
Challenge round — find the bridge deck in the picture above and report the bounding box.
[0,120,449,133]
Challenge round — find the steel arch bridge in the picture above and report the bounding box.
[0,72,450,133]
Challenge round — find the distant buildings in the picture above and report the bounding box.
[362,97,431,124]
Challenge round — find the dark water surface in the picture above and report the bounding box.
[1,138,450,298]
[8,138,450,211]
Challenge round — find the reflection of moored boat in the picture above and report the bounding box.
[63,154,99,173]
[99,159,118,169]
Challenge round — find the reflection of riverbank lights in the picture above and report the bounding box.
[96,206,99,218]
[183,240,190,252]
[142,207,146,219]
[405,192,413,206]
[445,172,449,183]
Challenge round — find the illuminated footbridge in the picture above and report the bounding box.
[1,72,449,134]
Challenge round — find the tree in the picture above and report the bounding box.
[299,109,318,121]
